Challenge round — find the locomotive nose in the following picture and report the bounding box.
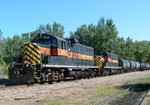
[23,43,41,64]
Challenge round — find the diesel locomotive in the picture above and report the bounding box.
[8,33,150,84]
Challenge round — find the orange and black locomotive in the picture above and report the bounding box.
[9,33,150,84]
[9,33,99,83]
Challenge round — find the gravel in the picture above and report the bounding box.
[0,70,150,105]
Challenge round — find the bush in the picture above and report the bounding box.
[0,65,8,75]
[0,60,8,75]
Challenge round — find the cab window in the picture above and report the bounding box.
[52,39,57,47]
[43,40,51,45]
[61,41,65,49]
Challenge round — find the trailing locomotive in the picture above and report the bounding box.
[9,33,150,84]
[94,51,121,75]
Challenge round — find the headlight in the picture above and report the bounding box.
[26,64,29,67]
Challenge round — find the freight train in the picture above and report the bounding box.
[9,33,150,84]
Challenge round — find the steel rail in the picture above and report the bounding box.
[139,88,150,105]
[99,84,137,105]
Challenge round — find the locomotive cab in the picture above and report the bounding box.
[31,33,68,65]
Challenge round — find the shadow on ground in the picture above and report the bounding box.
[129,83,150,92]
[118,83,150,92]
[0,78,9,85]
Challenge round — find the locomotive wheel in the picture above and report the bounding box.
[85,71,90,79]
[90,71,94,78]
[73,76,77,80]
[40,73,45,84]
[48,81,53,84]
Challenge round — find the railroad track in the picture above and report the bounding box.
[0,70,149,90]
[0,82,41,90]
[139,88,150,105]
[99,81,150,105]
[0,70,149,89]
[0,77,81,90]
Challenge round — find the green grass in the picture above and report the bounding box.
[43,86,119,105]
[137,76,150,83]
[44,99,83,105]
[90,86,120,97]
[116,90,130,99]
[141,77,150,84]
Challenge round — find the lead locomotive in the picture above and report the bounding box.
[9,33,100,83]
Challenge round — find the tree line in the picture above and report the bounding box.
[70,18,150,63]
[0,18,149,74]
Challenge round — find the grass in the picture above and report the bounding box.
[141,77,150,84]
[43,86,119,105]
[44,99,83,105]
[116,90,130,99]
[86,86,121,105]
[117,76,150,99]
[90,86,120,97]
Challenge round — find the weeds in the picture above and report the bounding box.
[44,99,83,105]
[90,86,120,97]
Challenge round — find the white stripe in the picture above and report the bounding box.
[42,64,99,68]
[104,66,122,69]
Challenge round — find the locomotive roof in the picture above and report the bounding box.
[54,35,66,41]
[32,33,93,49]
[36,33,66,41]
[33,33,80,42]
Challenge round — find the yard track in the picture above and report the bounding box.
[0,77,79,90]
[0,70,150,91]
[139,88,150,105]
[99,78,150,105]
[99,83,138,105]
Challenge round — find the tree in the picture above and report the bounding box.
[0,30,4,64]
[12,35,22,59]
[134,41,150,62]
[0,30,2,40]
[124,37,135,60]
[113,37,126,59]
[52,22,65,38]
[3,37,13,64]
[30,29,40,41]
[30,22,65,40]
[21,33,30,44]
[46,24,52,34]
[70,17,118,52]
[105,18,118,52]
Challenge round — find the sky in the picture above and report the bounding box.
[0,0,150,41]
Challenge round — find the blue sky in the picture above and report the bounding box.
[0,0,150,41]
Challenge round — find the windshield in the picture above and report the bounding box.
[95,52,104,58]
[32,39,57,47]
[33,40,51,45]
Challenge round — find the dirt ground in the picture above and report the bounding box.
[0,70,150,105]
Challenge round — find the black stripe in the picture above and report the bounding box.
[24,53,39,63]
[31,43,39,49]
[24,49,40,60]
[27,45,40,55]
[24,48,40,60]
[24,58,32,64]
